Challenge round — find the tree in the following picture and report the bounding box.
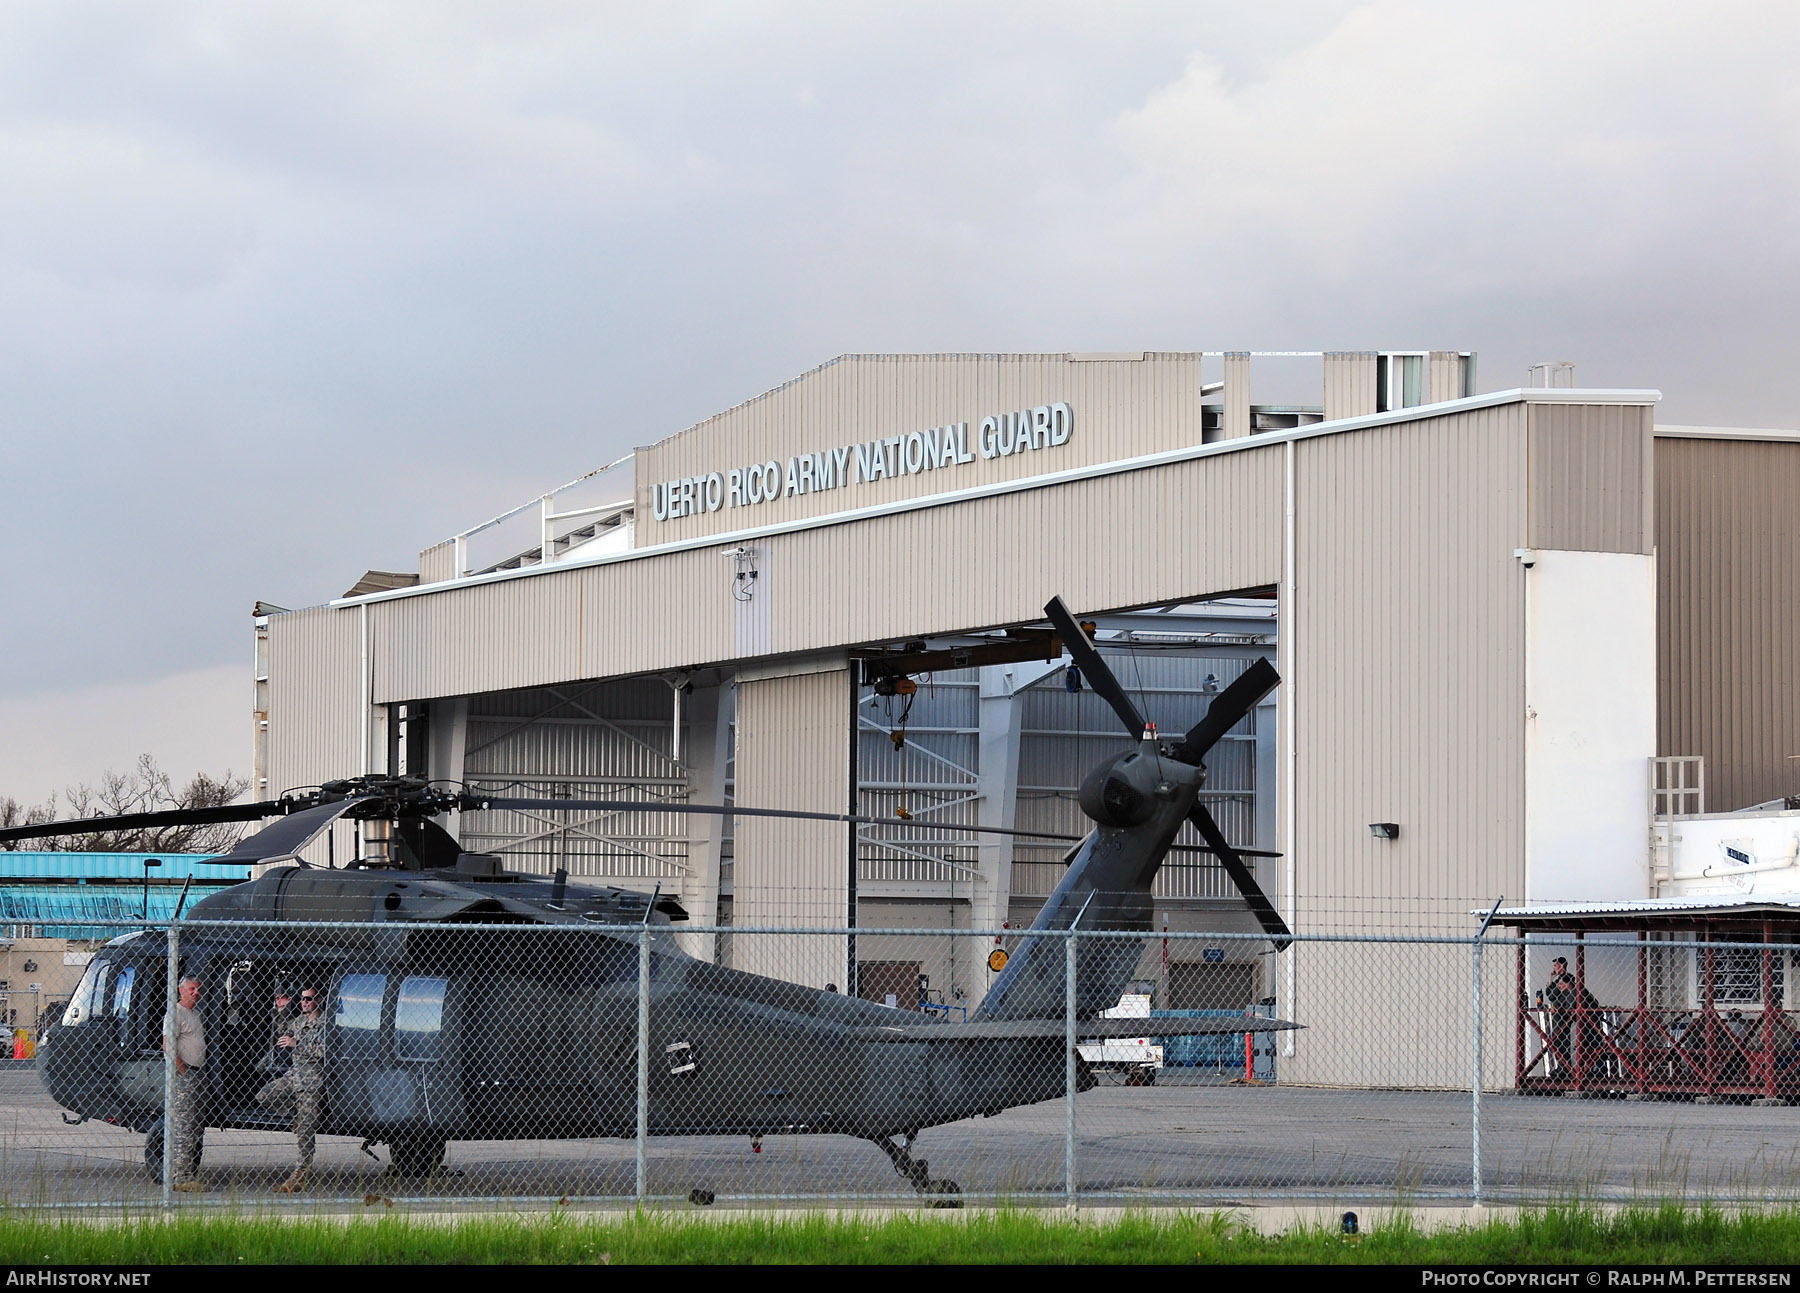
[2,755,251,854]
[0,794,57,843]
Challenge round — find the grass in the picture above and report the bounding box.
[4,1203,1800,1264]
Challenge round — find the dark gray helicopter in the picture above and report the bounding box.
[4,598,1295,1197]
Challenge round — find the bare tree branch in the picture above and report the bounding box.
[3,755,251,853]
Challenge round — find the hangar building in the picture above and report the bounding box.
[254,350,1800,1085]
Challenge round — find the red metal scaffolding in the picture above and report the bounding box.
[1505,903,1800,1101]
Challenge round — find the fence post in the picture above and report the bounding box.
[1471,934,1483,1204]
[636,926,650,1203]
[1472,897,1502,1205]
[1064,930,1077,1206]
[162,920,178,1205]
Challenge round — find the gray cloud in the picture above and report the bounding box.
[0,2,1793,799]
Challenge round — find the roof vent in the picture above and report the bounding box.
[1527,361,1576,388]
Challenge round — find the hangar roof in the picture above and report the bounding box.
[341,386,1661,610]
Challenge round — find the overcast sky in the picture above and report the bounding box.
[2,1,1796,805]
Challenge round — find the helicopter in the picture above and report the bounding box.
[3,597,1297,1199]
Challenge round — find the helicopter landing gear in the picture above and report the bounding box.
[143,1119,163,1184]
[383,1133,447,1179]
[142,1117,204,1185]
[868,1132,962,1208]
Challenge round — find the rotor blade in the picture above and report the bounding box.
[1169,657,1280,765]
[0,801,285,847]
[1168,842,1283,860]
[853,1016,1302,1042]
[474,797,1079,840]
[204,797,373,866]
[1042,596,1146,739]
[479,797,1287,857]
[1187,802,1291,949]
[478,795,1289,859]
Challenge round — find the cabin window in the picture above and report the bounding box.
[394,977,447,1063]
[111,967,136,1020]
[223,960,257,1026]
[335,974,386,1036]
[61,959,109,1027]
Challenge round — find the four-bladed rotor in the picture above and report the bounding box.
[1044,597,1291,947]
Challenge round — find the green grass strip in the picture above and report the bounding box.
[3,1204,1799,1264]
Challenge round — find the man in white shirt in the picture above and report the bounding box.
[161,975,208,1192]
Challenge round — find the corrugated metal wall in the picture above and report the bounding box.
[418,541,455,584]
[263,605,365,866]
[374,564,600,701]
[1293,403,1529,927]
[457,677,692,880]
[1528,403,1654,554]
[1222,352,1251,439]
[1427,350,1465,404]
[632,353,1208,543]
[1323,352,1378,422]
[1286,402,1529,1085]
[731,662,851,983]
[751,448,1285,658]
[371,446,1286,704]
[1656,434,1800,812]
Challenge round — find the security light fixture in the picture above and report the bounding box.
[1369,822,1400,840]
[142,858,162,923]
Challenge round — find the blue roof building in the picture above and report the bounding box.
[0,853,252,940]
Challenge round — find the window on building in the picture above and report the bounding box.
[1709,946,1783,1006]
[1380,354,1425,411]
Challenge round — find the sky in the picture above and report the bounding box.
[1,1,1796,805]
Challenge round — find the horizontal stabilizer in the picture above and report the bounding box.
[851,1016,1301,1042]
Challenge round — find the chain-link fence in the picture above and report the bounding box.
[10,917,1800,1208]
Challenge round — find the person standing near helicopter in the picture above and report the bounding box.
[255,985,326,1192]
[263,986,296,1075]
[161,976,208,1192]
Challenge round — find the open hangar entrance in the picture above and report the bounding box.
[381,591,1281,1016]
[847,592,1279,1017]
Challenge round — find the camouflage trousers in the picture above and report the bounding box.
[169,1065,207,1181]
[255,1074,322,1169]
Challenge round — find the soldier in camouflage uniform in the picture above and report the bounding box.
[264,986,295,1076]
[161,976,208,1192]
[255,985,326,1192]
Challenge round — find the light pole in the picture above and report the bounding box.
[142,858,162,925]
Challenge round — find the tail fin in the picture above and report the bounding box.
[974,754,1202,1020]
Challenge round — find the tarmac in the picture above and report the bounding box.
[6,1062,1800,1212]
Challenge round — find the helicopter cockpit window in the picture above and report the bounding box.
[224,960,255,1027]
[335,975,386,1036]
[61,958,109,1028]
[394,977,447,1064]
[111,966,136,1020]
